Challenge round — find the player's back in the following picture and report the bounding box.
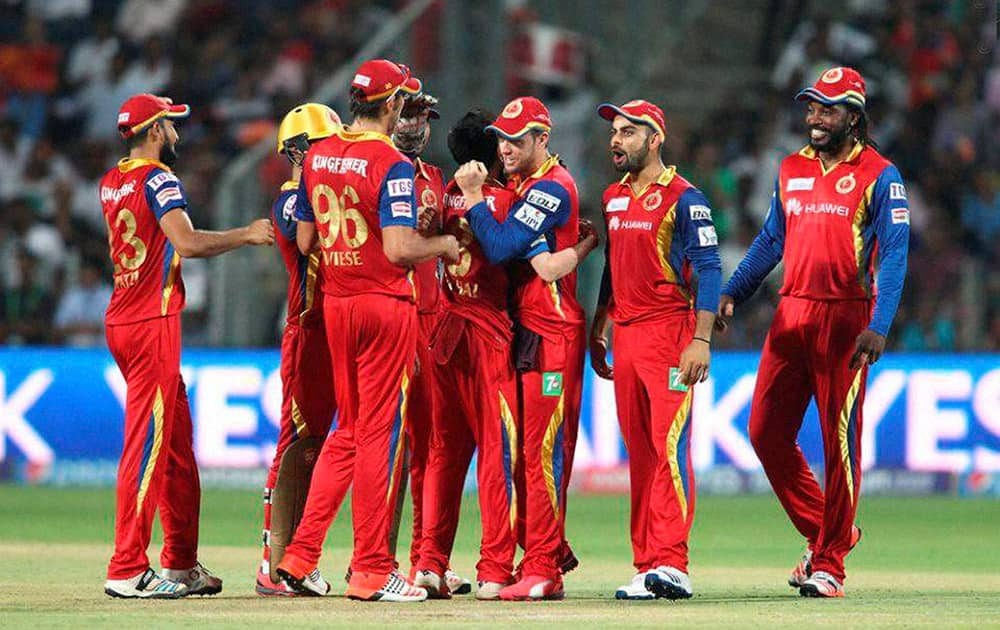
[272,181,322,327]
[100,158,186,325]
[301,129,418,301]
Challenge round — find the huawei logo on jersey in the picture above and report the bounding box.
[785,197,803,216]
[643,190,662,211]
[835,173,856,194]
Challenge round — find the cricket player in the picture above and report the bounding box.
[275,59,459,603]
[590,100,721,600]
[101,94,274,598]
[454,96,592,600]
[256,103,344,597]
[415,109,598,600]
[720,67,909,598]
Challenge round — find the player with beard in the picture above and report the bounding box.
[590,100,721,601]
[101,94,274,598]
[719,67,909,598]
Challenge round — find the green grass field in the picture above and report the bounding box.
[2,486,999,628]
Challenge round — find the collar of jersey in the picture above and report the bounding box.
[118,157,171,173]
[415,157,431,181]
[514,154,560,195]
[336,128,396,148]
[281,180,299,191]
[619,165,676,198]
[797,141,864,176]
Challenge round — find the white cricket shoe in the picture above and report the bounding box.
[475,580,507,600]
[644,565,693,600]
[300,568,331,596]
[445,569,472,595]
[162,562,223,596]
[800,571,845,598]
[346,570,427,602]
[105,568,189,599]
[414,570,451,599]
[615,571,654,600]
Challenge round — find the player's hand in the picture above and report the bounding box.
[417,206,437,236]
[245,218,275,245]
[850,329,885,370]
[579,218,599,245]
[440,234,461,263]
[678,339,710,386]
[715,294,735,333]
[590,335,613,380]
[455,161,488,196]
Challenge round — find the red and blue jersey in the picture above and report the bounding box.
[600,167,722,325]
[295,129,419,301]
[413,158,445,314]
[724,143,909,336]
[272,180,322,328]
[464,155,584,338]
[100,158,186,325]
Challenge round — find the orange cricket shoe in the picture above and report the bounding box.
[346,570,428,602]
[498,575,565,601]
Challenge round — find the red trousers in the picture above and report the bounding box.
[284,293,416,575]
[417,316,518,583]
[613,315,696,573]
[406,311,440,570]
[260,322,338,573]
[748,296,869,582]
[106,314,200,579]
[516,323,585,579]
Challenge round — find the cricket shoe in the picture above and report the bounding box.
[445,569,472,595]
[615,572,654,600]
[255,570,302,597]
[799,571,845,598]
[788,526,862,588]
[644,566,693,600]
[104,568,189,599]
[475,580,510,600]
[346,570,427,602]
[499,575,565,601]
[413,570,451,599]
[162,562,223,596]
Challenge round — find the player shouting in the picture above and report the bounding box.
[590,100,721,601]
[275,59,459,603]
[101,94,274,598]
[719,67,909,598]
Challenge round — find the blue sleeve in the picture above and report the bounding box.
[378,160,418,228]
[145,168,188,220]
[676,189,722,313]
[723,178,786,304]
[465,179,571,264]
[272,190,299,242]
[294,178,313,222]
[868,165,910,336]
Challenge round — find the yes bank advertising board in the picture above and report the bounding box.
[1,348,999,483]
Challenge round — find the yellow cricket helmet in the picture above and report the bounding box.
[277,103,341,154]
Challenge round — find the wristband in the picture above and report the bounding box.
[693,336,711,345]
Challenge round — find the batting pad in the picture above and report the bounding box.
[269,436,323,583]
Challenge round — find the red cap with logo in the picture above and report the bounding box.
[597,99,667,138]
[117,94,190,139]
[351,59,417,102]
[795,66,866,110]
[487,97,552,140]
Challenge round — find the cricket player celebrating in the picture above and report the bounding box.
[454,96,594,600]
[276,59,459,603]
[256,103,343,597]
[101,94,274,598]
[720,67,909,598]
[590,100,721,601]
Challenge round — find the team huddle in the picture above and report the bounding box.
[98,59,909,603]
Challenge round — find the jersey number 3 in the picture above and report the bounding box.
[107,208,148,274]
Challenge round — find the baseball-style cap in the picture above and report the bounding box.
[795,66,866,109]
[597,99,667,138]
[351,59,412,102]
[486,97,552,140]
[117,94,190,139]
[397,63,424,97]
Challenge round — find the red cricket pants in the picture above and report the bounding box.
[260,321,338,572]
[613,315,696,573]
[417,316,518,583]
[517,323,585,579]
[406,310,440,570]
[105,314,200,579]
[748,296,869,582]
[283,293,416,575]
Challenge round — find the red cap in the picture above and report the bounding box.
[351,59,411,102]
[795,67,866,109]
[487,97,552,139]
[597,99,666,138]
[117,94,190,139]
[397,63,424,96]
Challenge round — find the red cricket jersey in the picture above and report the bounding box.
[271,180,322,328]
[100,158,186,325]
[413,158,445,314]
[441,179,516,343]
[296,129,419,301]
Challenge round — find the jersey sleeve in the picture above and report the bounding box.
[676,188,722,313]
[378,160,418,229]
[294,177,313,222]
[723,177,786,304]
[464,179,571,264]
[868,165,910,336]
[272,190,299,242]
[145,168,188,220]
